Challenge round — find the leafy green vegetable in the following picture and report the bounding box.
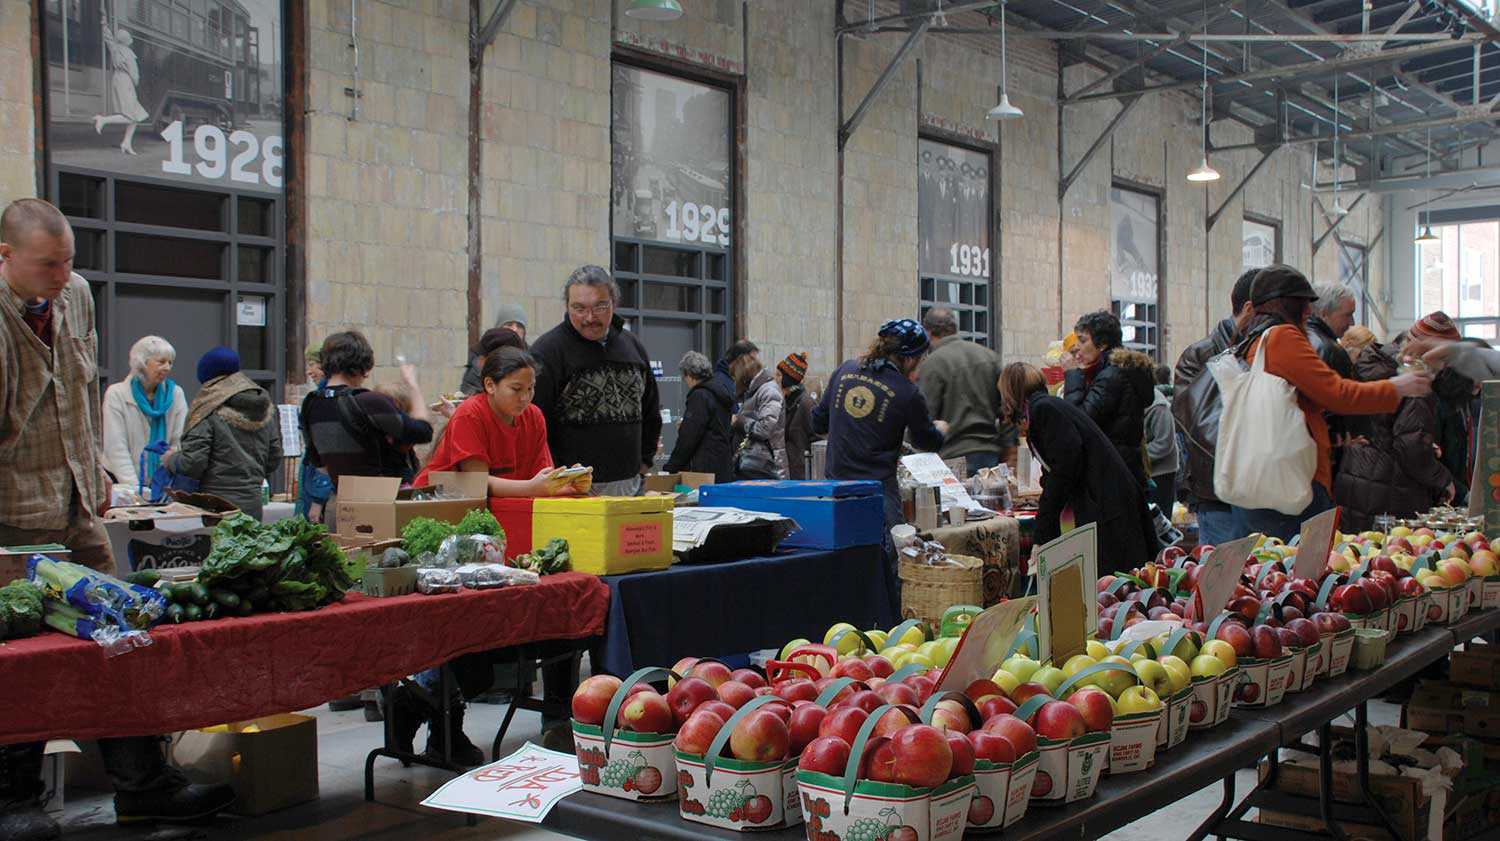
[513,538,570,575]
[0,580,44,637]
[401,517,457,558]
[197,513,354,613]
[456,509,505,541]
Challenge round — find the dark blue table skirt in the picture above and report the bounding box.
[591,545,896,677]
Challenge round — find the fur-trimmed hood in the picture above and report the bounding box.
[1108,348,1156,372]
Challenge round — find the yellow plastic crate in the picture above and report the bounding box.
[531,496,675,575]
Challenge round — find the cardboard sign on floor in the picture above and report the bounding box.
[421,743,583,822]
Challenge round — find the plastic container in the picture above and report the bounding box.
[361,565,418,597]
[699,481,884,550]
[1351,628,1391,670]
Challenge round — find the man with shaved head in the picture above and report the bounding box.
[0,199,234,838]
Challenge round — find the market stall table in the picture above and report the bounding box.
[0,572,609,746]
[593,546,895,677]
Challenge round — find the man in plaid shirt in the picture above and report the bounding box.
[0,199,235,838]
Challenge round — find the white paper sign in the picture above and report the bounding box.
[236,295,267,327]
[1033,523,1098,663]
[277,405,303,457]
[1193,535,1258,620]
[420,742,582,822]
[900,452,988,515]
[1293,508,1341,580]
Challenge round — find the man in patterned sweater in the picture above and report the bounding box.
[531,265,662,496]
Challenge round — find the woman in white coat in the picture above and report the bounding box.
[92,25,149,155]
[103,336,188,496]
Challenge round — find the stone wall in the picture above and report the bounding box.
[0,2,34,202]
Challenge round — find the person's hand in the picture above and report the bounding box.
[1434,442,1444,459]
[400,362,419,386]
[933,420,950,435]
[528,466,571,497]
[1420,340,1459,370]
[98,475,113,517]
[639,462,652,476]
[1391,371,1433,398]
[430,399,456,419]
[1442,483,1457,504]
[570,471,593,495]
[308,502,324,523]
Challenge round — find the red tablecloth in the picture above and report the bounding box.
[0,572,609,745]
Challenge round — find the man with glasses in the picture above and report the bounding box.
[531,265,662,496]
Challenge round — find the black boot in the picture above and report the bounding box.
[388,684,429,756]
[114,782,237,825]
[424,703,486,769]
[0,743,59,841]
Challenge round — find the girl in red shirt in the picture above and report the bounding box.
[416,347,589,497]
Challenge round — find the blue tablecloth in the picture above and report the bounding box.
[591,545,895,677]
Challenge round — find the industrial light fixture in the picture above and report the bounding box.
[625,0,683,21]
[1186,1,1218,182]
[1415,223,1439,243]
[1415,127,1438,244]
[986,1,1023,120]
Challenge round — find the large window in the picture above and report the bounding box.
[1110,186,1161,358]
[1243,216,1280,270]
[610,62,733,457]
[1417,221,1500,338]
[917,138,993,345]
[1338,241,1368,327]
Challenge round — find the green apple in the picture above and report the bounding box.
[990,668,1020,697]
[1033,665,1066,695]
[1190,654,1228,678]
[1132,659,1174,699]
[1094,656,1138,698]
[1161,632,1199,663]
[1158,656,1192,693]
[825,623,863,655]
[1001,655,1041,684]
[1115,685,1164,714]
[888,650,912,669]
[1127,644,1154,662]
[1086,640,1109,660]
[865,629,889,650]
[933,637,960,667]
[905,650,936,668]
[779,638,811,660]
[889,624,926,648]
[1061,654,1100,681]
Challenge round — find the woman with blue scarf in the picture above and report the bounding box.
[103,335,187,498]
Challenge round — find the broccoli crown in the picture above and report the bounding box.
[0,580,45,637]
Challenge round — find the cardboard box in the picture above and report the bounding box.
[1254,758,1428,841]
[1406,680,1500,743]
[698,481,885,550]
[1452,646,1500,691]
[173,714,319,816]
[533,496,675,575]
[334,472,488,541]
[102,500,240,576]
[0,544,68,584]
[642,472,716,495]
[41,740,79,817]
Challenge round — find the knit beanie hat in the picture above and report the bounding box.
[197,346,241,384]
[1409,311,1461,343]
[777,352,808,384]
[494,303,528,329]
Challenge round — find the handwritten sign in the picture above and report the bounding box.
[1194,535,1258,620]
[937,597,1036,694]
[421,742,582,822]
[1034,523,1097,663]
[1293,508,1341,580]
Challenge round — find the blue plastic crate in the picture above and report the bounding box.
[698,480,884,550]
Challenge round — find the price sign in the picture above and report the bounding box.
[421,742,582,821]
[1193,535,1258,620]
[936,597,1035,694]
[1293,508,1341,580]
[1034,523,1098,663]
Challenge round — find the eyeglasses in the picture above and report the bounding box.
[569,302,612,317]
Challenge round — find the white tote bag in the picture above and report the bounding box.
[1208,326,1317,515]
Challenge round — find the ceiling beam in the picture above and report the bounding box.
[835,1,998,35]
[840,18,931,144]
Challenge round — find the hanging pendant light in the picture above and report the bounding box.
[1414,223,1439,243]
[625,0,683,22]
[987,1,1023,120]
[1186,4,1218,182]
[1415,127,1438,243]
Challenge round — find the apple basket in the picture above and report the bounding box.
[572,667,680,802]
[917,692,1038,833]
[1207,613,1292,710]
[1011,696,1110,804]
[676,696,803,832]
[1055,661,1163,775]
[794,703,976,841]
[1483,575,1500,610]
[1143,630,1195,750]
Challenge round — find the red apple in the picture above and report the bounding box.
[862,736,898,782]
[798,736,852,776]
[819,707,869,745]
[964,679,1005,701]
[772,678,819,704]
[872,706,918,738]
[731,668,768,689]
[842,690,884,714]
[967,729,1018,763]
[889,724,954,788]
[1284,617,1320,648]
[717,680,757,709]
[695,700,738,723]
[830,658,875,682]
[1359,576,1391,609]
[1251,625,1284,659]
[982,714,1038,755]
[762,700,794,724]
[1064,688,1115,733]
[906,675,937,703]
[571,675,622,725]
[666,677,719,727]
[931,700,972,734]
[691,661,733,689]
[876,682,920,707]
[864,655,895,678]
[1010,682,1051,706]
[1216,622,1254,658]
[788,703,828,753]
[617,689,674,734]
[1330,584,1373,614]
[1398,577,1426,598]
[674,708,726,755]
[945,730,975,778]
[729,709,791,762]
[1227,595,1262,622]
[976,695,1018,720]
[1312,611,1351,634]
[671,657,700,682]
[1031,701,1088,741]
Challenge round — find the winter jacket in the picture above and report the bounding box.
[812,358,944,486]
[101,377,188,490]
[1444,343,1500,383]
[1063,347,1156,487]
[1332,345,1452,531]
[782,385,819,481]
[734,368,787,479]
[1026,391,1156,575]
[664,376,735,483]
[1144,387,1179,477]
[1433,367,1478,506]
[1172,318,1238,508]
[1308,316,1360,444]
[917,336,1003,460]
[530,315,662,483]
[166,374,282,520]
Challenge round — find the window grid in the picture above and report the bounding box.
[919,276,990,345]
[610,237,732,363]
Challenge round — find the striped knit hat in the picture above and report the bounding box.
[777,351,809,384]
[1409,311,1461,343]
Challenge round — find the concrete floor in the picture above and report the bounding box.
[56,695,1404,841]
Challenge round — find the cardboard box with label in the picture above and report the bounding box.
[532,496,675,575]
[103,499,239,576]
[334,471,489,541]
[173,714,318,816]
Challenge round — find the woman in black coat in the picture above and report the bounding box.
[1063,310,1156,488]
[1001,362,1156,574]
[664,350,735,483]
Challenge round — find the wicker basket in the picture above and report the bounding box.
[899,553,983,630]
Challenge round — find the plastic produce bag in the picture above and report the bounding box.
[1209,326,1316,515]
[435,533,506,567]
[454,563,537,589]
[415,567,462,595]
[27,556,166,655]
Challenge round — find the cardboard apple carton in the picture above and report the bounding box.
[1187,656,1238,731]
[1053,661,1162,775]
[676,697,801,831]
[1322,628,1355,677]
[1012,696,1110,804]
[1466,575,1483,610]
[1425,584,1466,624]
[1390,595,1420,635]
[1483,576,1500,610]
[572,668,679,802]
[794,703,975,841]
[1284,640,1323,694]
[1409,592,1430,633]
[915,692,1037,833]
[1109,632,1191,753]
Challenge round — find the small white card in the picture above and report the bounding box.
[420,742,583,822]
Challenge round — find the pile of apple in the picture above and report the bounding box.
[776,621,962,679]
[1329,526,1495,619]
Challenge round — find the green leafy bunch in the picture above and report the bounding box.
[199,514,354,611]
